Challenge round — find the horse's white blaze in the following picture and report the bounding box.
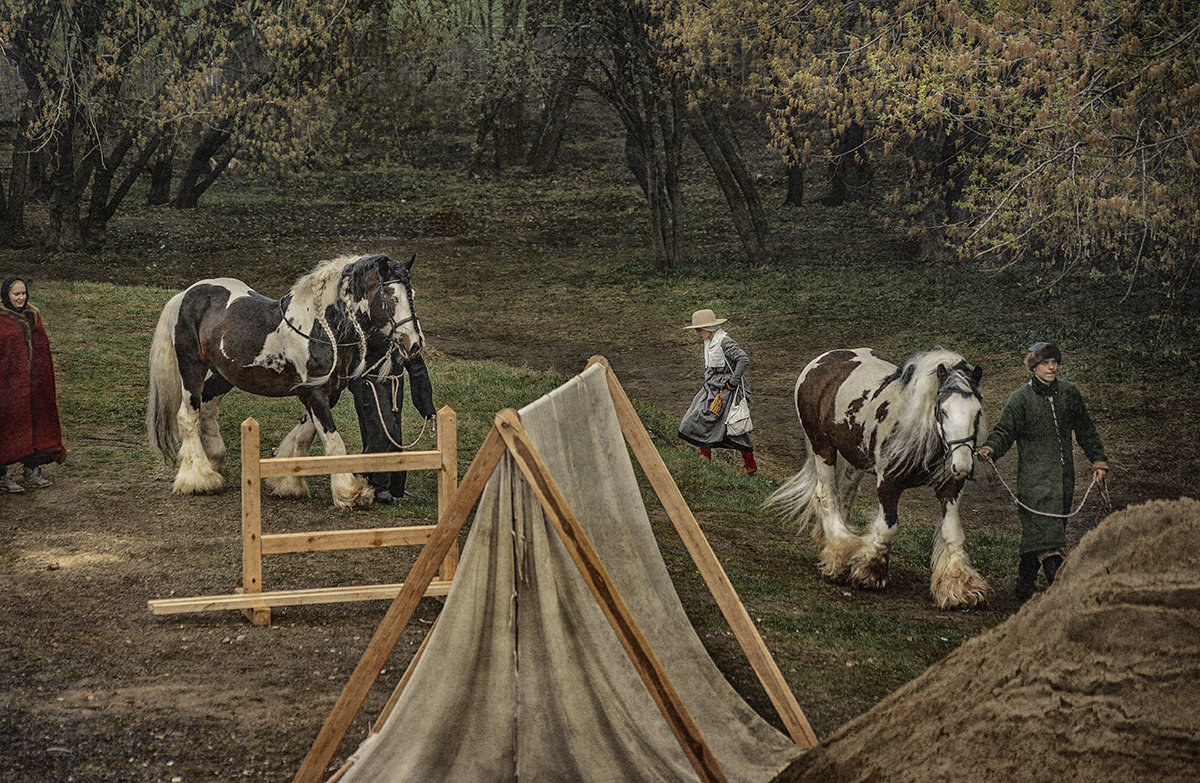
[386,282,423,355]
[940,393,980,479]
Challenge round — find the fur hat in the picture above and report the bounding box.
[1024,341,1063,371]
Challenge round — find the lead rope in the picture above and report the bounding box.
[979,455,1107,519]
[366,376,430,450]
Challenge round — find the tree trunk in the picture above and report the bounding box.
[495,94,525,168]
[526,53,588,175]
[148,139,175,206]
[173,126,230,209]
[824,121,871,206]
[1,102,36,247]
[785,162,805,207]
[908,123,953,261]
[689,102,770,263]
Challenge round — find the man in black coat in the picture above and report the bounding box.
[348,345,436,504]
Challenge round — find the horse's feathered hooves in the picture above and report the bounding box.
[848,556,890,590]
[818,535,864,582]
[267,476,310,498]
[172,467,224,495]
[331,473,372,510]
[931,567,991,610]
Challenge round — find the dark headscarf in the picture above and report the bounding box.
[2,275,28,312]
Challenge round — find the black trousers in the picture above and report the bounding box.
[349,374,410,498]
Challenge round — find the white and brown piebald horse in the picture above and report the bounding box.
[146,254,423,508]
[766,348,989,609]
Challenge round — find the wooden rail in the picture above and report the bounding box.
[148,406,458,625]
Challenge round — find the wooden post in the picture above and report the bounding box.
[292,425,509,783]
[436,405,458,581]
[588,355,819,748]
[240,418,270,626]
[495,409,728,783]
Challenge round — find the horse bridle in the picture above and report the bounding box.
[935,375,982,459]
[277,271,420,352]
[373,269,421,355]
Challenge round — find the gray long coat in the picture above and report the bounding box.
[677,334,753,452]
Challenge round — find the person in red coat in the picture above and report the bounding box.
[1,276,66,492]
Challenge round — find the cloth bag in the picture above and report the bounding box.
[725,386,752,436]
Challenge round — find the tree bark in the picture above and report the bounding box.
[148,136,175,206]
[45,119,85,252]
[785,162,805,207]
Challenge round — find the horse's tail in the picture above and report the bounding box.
[763,434,820,534]
[146,292,185,463]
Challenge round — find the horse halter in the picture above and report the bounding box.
[373,268,421,357]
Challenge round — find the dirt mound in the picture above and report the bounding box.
[772,496,1200,783]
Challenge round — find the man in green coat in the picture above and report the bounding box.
[978,342,1109,603]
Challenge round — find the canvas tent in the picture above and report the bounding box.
[295,359,812,783]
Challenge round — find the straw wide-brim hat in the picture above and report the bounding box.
[683,309,728,330]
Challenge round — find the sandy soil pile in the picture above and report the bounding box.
[772,496,1200,783]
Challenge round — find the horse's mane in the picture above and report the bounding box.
[879,348,978,479]
[283,255,376,387]
[288,255,363,312]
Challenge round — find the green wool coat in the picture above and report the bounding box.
[983,378,1108,554]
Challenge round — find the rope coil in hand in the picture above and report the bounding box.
[979,454,1109,519]
[367,375,433,450]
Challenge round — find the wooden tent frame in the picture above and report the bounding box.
[293,357,817,783]
[147,406,459,626]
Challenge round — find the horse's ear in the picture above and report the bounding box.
[936,364,949,385]
[405,253,415,271]
[971,364,984,386]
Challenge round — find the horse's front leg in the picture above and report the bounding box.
[266,413,317,498]
[305,393,372,510]
[847,477,901,590]
[930,480,989,609]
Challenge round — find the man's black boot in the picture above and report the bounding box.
[1015,552,1039,604]
[1042,553,1064,586]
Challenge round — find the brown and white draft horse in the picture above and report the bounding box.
[146,254,424,508]
[766,348,989,609]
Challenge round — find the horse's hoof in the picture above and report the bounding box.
[849,567,889,590]
[173,472,224,495]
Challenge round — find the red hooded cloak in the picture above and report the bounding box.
[1,303,67,466]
